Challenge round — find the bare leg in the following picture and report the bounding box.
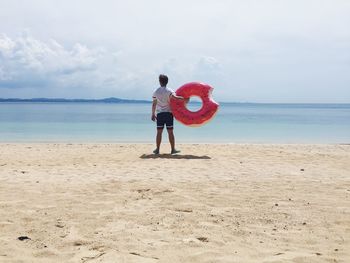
[167,128,175,151]
[156,128,163,151]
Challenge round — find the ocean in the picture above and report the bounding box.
[0,102,349,143]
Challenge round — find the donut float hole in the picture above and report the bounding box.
[186,96,203,112]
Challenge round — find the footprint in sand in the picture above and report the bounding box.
[197,237,209,242]
[175,208,193,213]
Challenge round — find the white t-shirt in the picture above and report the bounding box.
[152,86,175,113]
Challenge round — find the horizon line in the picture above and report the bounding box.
[0,97,349,104]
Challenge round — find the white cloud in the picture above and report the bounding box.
[0,33,100,86]
[0,33,227,100]
[0,33,141,98]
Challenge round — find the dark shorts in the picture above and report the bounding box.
[157,112,174,129]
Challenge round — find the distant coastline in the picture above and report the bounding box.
[0,97,150,104]
[0,98,349,106]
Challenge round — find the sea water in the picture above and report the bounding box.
[0,102,349,143]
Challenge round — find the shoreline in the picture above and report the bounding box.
[1,141,350,145]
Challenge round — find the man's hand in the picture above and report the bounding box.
[151,114,157,122]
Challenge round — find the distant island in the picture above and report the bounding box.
[0,97,151,103]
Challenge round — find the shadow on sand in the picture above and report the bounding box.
[140,154,211,160]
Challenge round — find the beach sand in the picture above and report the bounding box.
[0,143,349,262]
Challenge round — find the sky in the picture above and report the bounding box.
[0,0,349,102]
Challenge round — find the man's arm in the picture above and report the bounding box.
[151,98,157,121]
[170,93,189,102]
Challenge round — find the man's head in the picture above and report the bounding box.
[159,74,168,87]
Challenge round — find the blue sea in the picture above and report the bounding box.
[0,102,349,143]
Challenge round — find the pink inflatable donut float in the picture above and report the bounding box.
[170,82,219,127]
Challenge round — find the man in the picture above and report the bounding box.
[151,74,187,154]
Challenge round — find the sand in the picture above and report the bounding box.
[0,143,349,262]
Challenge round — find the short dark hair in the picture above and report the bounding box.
[159,74,168,86]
